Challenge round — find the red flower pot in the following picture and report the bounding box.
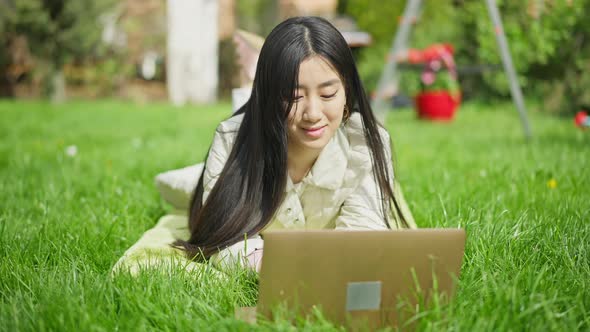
[415,91,461,121]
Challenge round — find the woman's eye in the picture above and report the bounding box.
[293,96,303,102]
[321,92,337,99]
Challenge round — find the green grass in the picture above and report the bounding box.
[0,99,588,331]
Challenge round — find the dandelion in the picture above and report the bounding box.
[132,137,143,149]
[547,178,557,189]
[65,145,78,157]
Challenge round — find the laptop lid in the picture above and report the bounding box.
[258,229,466,328]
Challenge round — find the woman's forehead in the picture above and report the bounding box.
[296,56,342,88]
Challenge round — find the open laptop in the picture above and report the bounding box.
[256,229,466,329]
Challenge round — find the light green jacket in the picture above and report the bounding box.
[112,112,415,274]
[206,112,416,266]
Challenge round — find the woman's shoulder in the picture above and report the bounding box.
[343,112,391,149]
[216,113,244,134]
[208,113,244,156]
[330,112,395,194]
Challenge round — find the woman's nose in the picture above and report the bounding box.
[303,97,322,122]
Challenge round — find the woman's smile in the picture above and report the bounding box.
[302,125,327,138]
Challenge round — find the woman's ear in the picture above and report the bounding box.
[343,104,351,124]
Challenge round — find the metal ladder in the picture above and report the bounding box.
[371,0,532,139]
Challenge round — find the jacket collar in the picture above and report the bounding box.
[285,128,348,192]
[284,113,372,192]
[308,129,349,190]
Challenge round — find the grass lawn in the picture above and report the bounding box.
[0,99,588,331]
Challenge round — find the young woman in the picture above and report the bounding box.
[174,16,417,272]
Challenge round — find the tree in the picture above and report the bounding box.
[0,0,115,101]
[342,0,590,114]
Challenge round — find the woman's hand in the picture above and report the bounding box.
[245,248,263,273]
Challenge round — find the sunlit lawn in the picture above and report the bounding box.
[0,99,588,331]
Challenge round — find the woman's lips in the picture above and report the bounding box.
[303,125,327,138]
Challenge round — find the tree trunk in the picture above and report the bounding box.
[50,68,66,103]
[167,0,219,106]
[0,71,16,97]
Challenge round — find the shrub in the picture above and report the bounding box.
[341,0,590,114]
[0,0,116,100]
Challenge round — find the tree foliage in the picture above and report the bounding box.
[236,0,278,37]
[0,0,115,99]
[342,0,590,113]
[1,0,114,66]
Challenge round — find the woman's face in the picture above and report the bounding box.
[287,56,346,153]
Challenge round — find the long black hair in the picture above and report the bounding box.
[175,16,410,260]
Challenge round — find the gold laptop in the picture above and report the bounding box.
[257,229,466,329]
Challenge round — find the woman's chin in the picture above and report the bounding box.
[289,127,335,151]
[298,136,331,150]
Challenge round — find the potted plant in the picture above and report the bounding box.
[412,44,461,121]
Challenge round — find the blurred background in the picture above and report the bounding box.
[0,0,588,115]
[3,4,590,331]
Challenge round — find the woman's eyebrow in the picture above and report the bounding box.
[298,79,341,89]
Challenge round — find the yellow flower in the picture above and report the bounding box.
[547,178,557,189]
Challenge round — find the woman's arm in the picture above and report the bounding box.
[335,170,391,230]
[335,130,416,230]
[209,236,264,272]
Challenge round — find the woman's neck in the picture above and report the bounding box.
[287,144,321,184]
